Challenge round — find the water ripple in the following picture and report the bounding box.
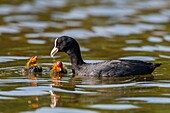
[139,14,170,23]
[159,54,170,59]
[93,25,142,36]
[135,0,168,9]
[19,21,49,29]
[164,35,170,42]
[17,86,96,95]
[0,26,20,34]
[88,104,139,110]
[21,107,98,113]
[117,97,170,104]
[51,6,137,20]
[61,29,96,39]
[87,6,137,17]
[0,96,15,100]
[161,9,170,17]
[25,29,98,39]
[123,45,170,52]
[35,0,67,8]
[140,82,170,88]
[51,8,88,20]
[76,82,137,89]
[93,24,164,36]
[0,79,48,84]
[119,56,156,61]
[25,32,61,38]
[27,39,46,44]
[0,5,14,15]
[4,15,38,22]
[0,56,29,63]
[125,40,142,44]
[148,36,163,43]
[0,90,49,96]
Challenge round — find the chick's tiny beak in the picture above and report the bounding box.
[57,66,62,72]
[50,47,58,57]
[31,56,37,63]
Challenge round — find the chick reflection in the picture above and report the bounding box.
[49,85,61,108]
[49,61,67,108]
[28,75,39,86]
[49,79,61,108]
[27,74,40,109]
[28,96,39,109]
[25,69,42,109]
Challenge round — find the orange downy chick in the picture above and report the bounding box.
[50,61,67,80]
[24,56,42,74]
[26,56,38,68]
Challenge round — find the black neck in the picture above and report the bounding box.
[66,46,85,69]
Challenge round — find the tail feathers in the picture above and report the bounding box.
[151,63,161,69]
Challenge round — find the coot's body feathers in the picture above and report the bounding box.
[50,36,161,77]
[76,60,161,77]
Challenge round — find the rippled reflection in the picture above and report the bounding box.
[118,97,170,104]
[123,45,170,52]
[88,104,139,110]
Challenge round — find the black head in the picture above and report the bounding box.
[50,36,79,57]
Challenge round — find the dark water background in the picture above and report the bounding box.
[1,0,170,113]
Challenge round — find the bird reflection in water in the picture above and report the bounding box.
[22,56,42,109]
[49,78,62,108]
[49,84,61,108]
[49,61,68,108]
[23,56,42,108]
[27,75,39,109]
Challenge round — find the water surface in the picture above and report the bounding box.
[0,0,170,113]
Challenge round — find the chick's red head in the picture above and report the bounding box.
[53,61,63,72]
[30,56,38,63]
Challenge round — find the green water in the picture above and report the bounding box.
[1,0,170,113]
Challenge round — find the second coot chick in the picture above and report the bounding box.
[50,61,67,80]
[50,61,67,75]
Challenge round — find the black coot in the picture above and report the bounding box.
[50,36,161,77]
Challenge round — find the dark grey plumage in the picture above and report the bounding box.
[74,60,161,77]
[50,36,161,77]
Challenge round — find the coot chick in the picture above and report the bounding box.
[50,36,161,77]
[50,61,67,74]
[23,56,42,75]
[50,61,67,80]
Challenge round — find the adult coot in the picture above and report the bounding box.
[50,36,161,77]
